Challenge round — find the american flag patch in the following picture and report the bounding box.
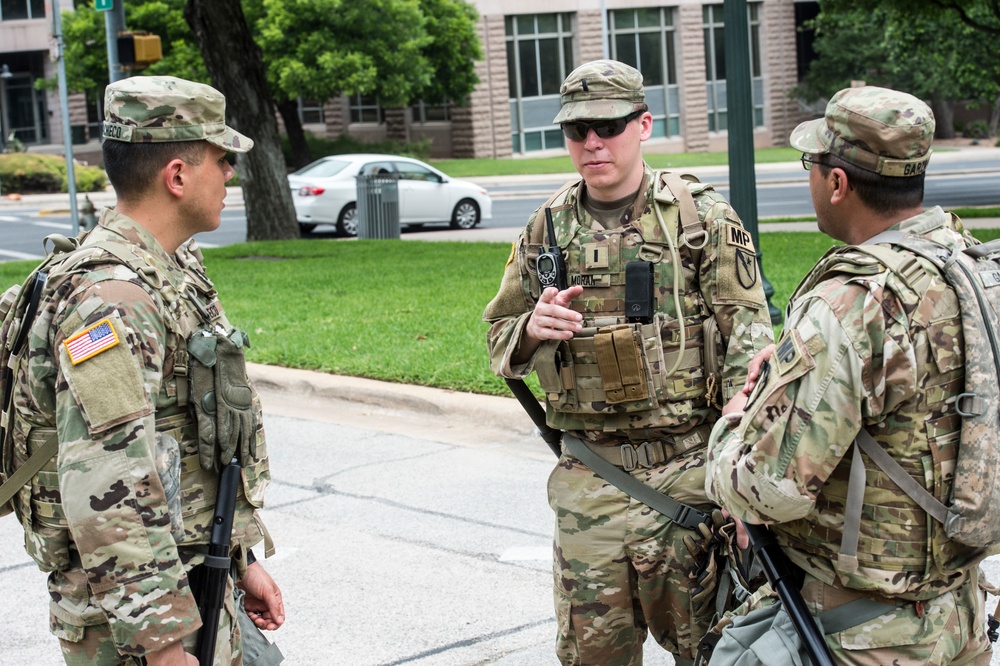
[64,318,120,365]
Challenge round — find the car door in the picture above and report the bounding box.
[393,161,444,223]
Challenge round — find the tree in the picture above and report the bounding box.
[248,0,481,169]
[185,0,299,241]
[803,0,1000,137]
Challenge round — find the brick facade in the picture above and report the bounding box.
[453,14,512,158]
[678,3,711,153]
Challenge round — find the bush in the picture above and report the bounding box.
[280,132,432,172]
[0,153,107,195]
[961,119,991,139]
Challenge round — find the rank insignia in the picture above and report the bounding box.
[64,318,120,365]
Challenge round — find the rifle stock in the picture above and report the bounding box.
[744,522,835,666]
[195,456,241,665]
[505,378,562,457]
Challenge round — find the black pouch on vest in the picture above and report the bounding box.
[625,261,654,323]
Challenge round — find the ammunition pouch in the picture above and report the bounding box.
[188,328,257,472]
[536,313,704,415]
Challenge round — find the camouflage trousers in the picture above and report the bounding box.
[799,573,992,666]
[55,567,244,665]
[547,446,716,666]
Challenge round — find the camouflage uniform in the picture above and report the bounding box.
[706,87,993,665]
[485,60,773,666]
[6,77,273,664]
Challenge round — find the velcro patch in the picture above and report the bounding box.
[773,333,803,375]
[724,223,755,253]
[64,317,120,365]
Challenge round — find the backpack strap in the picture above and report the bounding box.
[0,430,57,509]
[656,171,708,268]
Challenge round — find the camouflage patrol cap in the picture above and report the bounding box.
[790,86,933,177]
[102,75,253,153]
[553,60,645,124]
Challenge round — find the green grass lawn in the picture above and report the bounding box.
[2,227,998,397]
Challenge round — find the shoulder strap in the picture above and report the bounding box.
[563,434,708,529]
[0,431,57,508]
[655,171,707,268]
[529,179,580,246]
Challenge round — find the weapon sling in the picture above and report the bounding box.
[506,378,708,530]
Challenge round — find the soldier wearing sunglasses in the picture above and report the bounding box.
[484,60,773,666]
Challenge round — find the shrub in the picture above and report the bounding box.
[961,120,991,139]
[0,153,107,195]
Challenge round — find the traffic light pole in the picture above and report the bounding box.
[724,0,781,325]
[105,2,126,83]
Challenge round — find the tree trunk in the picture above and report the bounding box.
[184,0,299,241]
[277,99,313,171]
[930,98,956,140]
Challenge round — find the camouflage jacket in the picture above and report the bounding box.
[8,209,270,655]
[707,207,979,600]
[484,165,773,445]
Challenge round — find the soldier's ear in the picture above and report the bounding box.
[163,158,187,199]
[829,167,851,205]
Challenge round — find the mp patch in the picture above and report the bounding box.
[773,333,802,375]
[64,317,120,365]
[725,222,755,253]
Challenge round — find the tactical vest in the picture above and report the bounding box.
[526,172,720,440]
[777,240,980,598]
[5,227,269,573]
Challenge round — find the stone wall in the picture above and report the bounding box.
[679,3,710,152]
[452,14,512,158]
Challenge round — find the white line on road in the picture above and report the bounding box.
[33,221,73,230]
[0,216,22,223]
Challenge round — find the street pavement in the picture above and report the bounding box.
[4,364,1000,664]
[3,149,1000,664]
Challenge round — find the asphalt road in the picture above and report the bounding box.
[1,152,998,259]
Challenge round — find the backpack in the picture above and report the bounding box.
[0,235,83,516]
[847,230,1000,550]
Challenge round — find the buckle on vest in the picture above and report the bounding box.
[620,444,639,471]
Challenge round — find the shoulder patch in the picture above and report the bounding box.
[724,222,755,253]
[773,333,802,375]
[64,317,120,365]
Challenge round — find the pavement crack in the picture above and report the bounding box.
[380,618,552,665]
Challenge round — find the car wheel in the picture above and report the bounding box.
[450,199,480,229]
[299,223,317,234]
[337,203,358,237]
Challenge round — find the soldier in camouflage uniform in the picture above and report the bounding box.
[706,86,993,664]
[7,76,283,665]
[483,60,773,666]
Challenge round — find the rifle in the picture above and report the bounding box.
[505,378,562,458]
[195,456,241,665]
[743,522,835,666]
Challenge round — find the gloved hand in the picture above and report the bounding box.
[213,328,256,467]
[684,509,733,616]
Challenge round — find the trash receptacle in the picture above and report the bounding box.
[356,173,400,239]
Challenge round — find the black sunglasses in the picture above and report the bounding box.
[561,110,643,142]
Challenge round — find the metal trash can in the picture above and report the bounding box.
[356,173,400,239]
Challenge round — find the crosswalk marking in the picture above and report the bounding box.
[0,249,42,260]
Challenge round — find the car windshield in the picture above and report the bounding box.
[293,159,351,178]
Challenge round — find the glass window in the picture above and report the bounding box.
[349,94,383,124]
[411,99,450,123]
[395,161,440,181]
[506,12,574,153]
[298,98,324,125]
[1,0,44,20]
[608,7,679,138]
[703,3,763,132]
[293,158,351,178]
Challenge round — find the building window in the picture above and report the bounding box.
[703,3,764,132]
[298,98,324,125]
[411,99,450,123]
[0,0,45,21]
[505,12,574,153]
[608,7,680,138]
[349,94,384,124]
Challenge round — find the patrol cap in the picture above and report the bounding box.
[102,75,253,153]
[552,60,645,124]
[790,86,933,177]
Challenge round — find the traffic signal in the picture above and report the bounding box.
[117,32,163,68]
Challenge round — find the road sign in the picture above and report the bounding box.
[95,0,113,11]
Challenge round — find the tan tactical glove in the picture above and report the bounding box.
[685,509,731,616]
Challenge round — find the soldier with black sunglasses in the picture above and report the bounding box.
[484,60,773,666]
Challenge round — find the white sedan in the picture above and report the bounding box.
[287,153,492,236]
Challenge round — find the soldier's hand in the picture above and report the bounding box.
[239,562,285,631]
[526,285,584,342]
[684,510,731,616]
